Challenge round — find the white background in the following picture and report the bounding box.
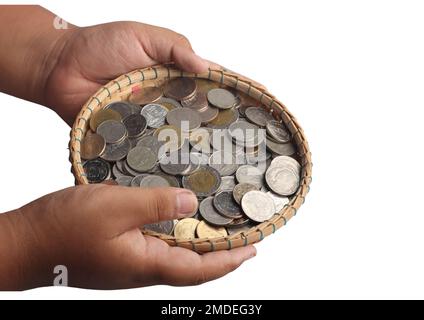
[1,0,424,299]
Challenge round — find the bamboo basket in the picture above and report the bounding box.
[69,65,312,253]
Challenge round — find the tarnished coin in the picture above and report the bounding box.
[265,166,300,196]
[164,78,197,100]
[80,132,106,160]
[181,93,208,111]
[233,183,259,205]
[156,173,180,188]
[131,174,148,187]
[83,158,110,183]
[213,191,243,219]
[238,105,249,118]
[218,176,236,192]
[129,86,162,105]
[90,109,122,131]
[127,146,157,172]
[229,120,263,147]
[267,191,290,213]
[154,125,184,153]
[105,102,133,119]
[101,138,131,162]
[198,105,219,124]
[140,103,168,128]
[116,175,133,186]
[144,220,174,235]
[189,128,212,154]
[245,107,274,127]
[241,191,275,222]
[195,79,220,92]
[199,197,233,226]
[227,222,254,235]
[266,120,291,143]
[123,160,140,177]
[207,88,237,109]
[166,108,202,131]
[196,221,228,239]
[159,151,190,176]
[96,120,127,144]
[207,108,239,129]
[123,114,147,138]
[209,151,238,176]
[112,163,126,179]
[136,135,163,156]
[156,97,183,111]
[266,140,296,156]
[140,175,170,188]
[174,218,200,239]
[182,166,221,198]
[270,156,301,173]
[235,165,264,189]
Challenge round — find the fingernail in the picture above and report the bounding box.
[176,190,198,216]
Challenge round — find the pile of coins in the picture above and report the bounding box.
[81,77,301,239]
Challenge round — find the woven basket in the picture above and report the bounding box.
[69,65,312,253]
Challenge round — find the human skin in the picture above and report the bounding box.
[0,5,256,290]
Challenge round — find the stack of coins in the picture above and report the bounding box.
[81,77,301,239]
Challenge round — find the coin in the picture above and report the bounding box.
[123,114,147,138]
[80,132,106,160]
[227,223,254,236]
[116,175,133,186]
[136,135,163,156]
[156,97,183,111]
[228,120,262,147]
[112,163,126,179]
[101,138,131,162]
[174,218,200,239]
[83,158,110,183]
[195,78,220,92]
[166,108,202,131]
[156,173,180,188]
[226,216,251,229]
[123,160,140,177]
[199,197,233,226]
[218,176,236,192]
[245,107,274,127]
[238,105,249,118]
[266,140,296,156]
[233,183,259,204]
[159,151,191,176]
[154,125,184,153]
[198,105,219,123]
[266,120,291,143]
[207,88,237,109]
[126,146,157,172]
[96,120,127,144]
[189,128,212,154]
[196,221,228,239]
[209,151,238,176]
[129,86,162,105]
[139,175,170,188]
[164,78,197,100]
[144,220,174,235]
[265,166,300,196]
[105,102,134,119]
[140,103,168,128]
[235,165,264,189]
[270,156,301,173]
[130,174,148,187]
[213,191,243,219]
[182,166,221,198]
[90,109,122,131]
[190,152,209,166]
[210,129,237,153]
[267,191,290,213]
[181,93,208,111]
[207,108,239,129]
[241,191,275,222]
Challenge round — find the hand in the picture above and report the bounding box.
[1,185,255,290]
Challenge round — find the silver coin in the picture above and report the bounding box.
[208,151,238,176]
[190,152,209,166]
[141,103,168,128]
[190,128,213,154]
[181,93,208,111]
[159,151,190,176]
[112,163,126,179]
[101,138,131,162]
[213,191,243,219]
[157,97,183,109]
[140,175,170,188]
[199,197,234,226]
[207,108,239,129]
[127,146,157,172]
[129,103,143,115]
[116,159,126,173]
[266,140,296,156]
[122,161,139,177]
[123,114,147,138]
[245,107,274,127]
[235,165,264,189]
[116,175,133,187]
[233,183,259,205]
[228,120,261,146]
[227,223,254,236]
[207,88,237,109]
[266,120,291,143]
[267,191,290,213]
[270,156,301,173]
[241,191,275,222]
[105,101,134,119]
[144,220,174,235]
[156,173,180,188]
[96,120,127,144]
[181,154,201,175]
[83,158,110,183]
[166,108,202,131]
[210,129,238,153]
[218,176,236,192]
[131,174,148,187]
[136,135,163,156]
[198,105,219,124]
[265,166,300,196]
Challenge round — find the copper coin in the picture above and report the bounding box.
[80,132,106,160]
[164,78,197,100]
[182,166,221,198]
[89,109,122,131]
[207,108,239,129]
[128,86,162,105]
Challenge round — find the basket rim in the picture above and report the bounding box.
[69,65,312,253]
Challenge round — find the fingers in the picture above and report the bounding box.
[145,236,257,286]
[93,186,198,235]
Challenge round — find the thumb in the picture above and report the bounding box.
[96,186,198,235]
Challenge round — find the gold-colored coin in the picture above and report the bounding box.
[89,109,122,131]
[207,108,238,129]
[174,218,200,239]
[153,125,184,153]
[195,79,220,93]
[196,221,228,239]
[182,166,221,198]
[128,86,162,105]
[160,101,178,111]
[80,131,106,160]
